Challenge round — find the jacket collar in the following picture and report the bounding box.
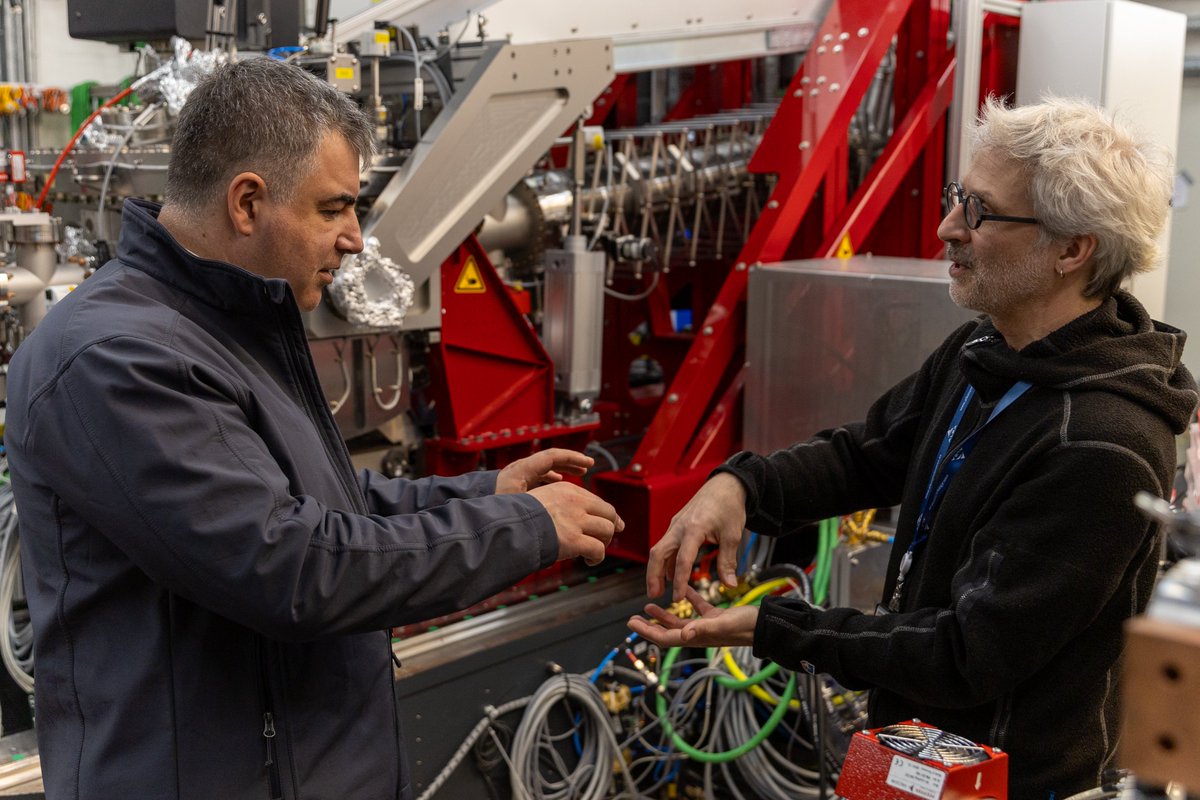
[961,290,1198,433]
[117,198,297,314]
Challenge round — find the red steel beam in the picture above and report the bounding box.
[819,55,956,258]
[624,0,917,476]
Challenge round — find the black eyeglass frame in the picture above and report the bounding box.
[944,182,1039,230]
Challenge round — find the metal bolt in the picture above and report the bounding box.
[736,262,747,271]
[816,45,826,55]
[839,31,850,41]
[816,75,826,85]
[800,76,810,85]
[631,463,643,473]
[915,50,925,59]
[799,140,810,150]
[833,44,843,53]
[858,27,869,37]
[767,200,779,209]
[793,89,803,97]
[703,325,714,336]
[822,33,833,43]
[810,88,819,97]
[667,393,679,403]
[829,83,840,92]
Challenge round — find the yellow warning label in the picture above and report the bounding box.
[836,234,855,260]
[455,256,487,293]
[334,67,356,81]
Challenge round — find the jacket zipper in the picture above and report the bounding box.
[263,712,282,800]
[258,640,284,800]
[275,304,367,513]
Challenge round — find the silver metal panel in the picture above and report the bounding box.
[745,256,977,454]
[350,38,612,334]
[543,244,605,401]
[335,0,830,71]
[830,539,893,613]
[312,334,410,441]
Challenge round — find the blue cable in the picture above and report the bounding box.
[267,46,306,60]
[738,532,758,575]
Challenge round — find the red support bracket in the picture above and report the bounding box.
[819,55,956,258]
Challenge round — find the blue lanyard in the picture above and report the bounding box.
[886,380,1032,612]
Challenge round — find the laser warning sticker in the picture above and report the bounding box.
[836,234,855,260]
[455,256,486,293]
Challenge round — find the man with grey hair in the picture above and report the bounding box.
[6,57,622,799]
[628,96,1198,797]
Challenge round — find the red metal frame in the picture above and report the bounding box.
[595,0,926,557]
[425,238,596,476]
[592,0,1021,558]
[663,61,755,122]
[421,0,1023,561]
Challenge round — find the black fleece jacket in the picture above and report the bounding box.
[718,291,1197,799]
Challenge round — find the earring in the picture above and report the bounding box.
[1056,267,1064,278]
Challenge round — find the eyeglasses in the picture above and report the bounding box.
[944,182,1039,230]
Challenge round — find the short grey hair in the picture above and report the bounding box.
[164,57,375,213]
[970,95,1173,299]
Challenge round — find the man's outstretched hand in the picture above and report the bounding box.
[496,448,593,494]
[627,586,758,648]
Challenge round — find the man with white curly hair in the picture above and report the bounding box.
[629,96,1199,797]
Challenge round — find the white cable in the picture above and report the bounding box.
[604,271,660,302]
[393,26,424,111]
[587,145,615,251]
[415,696,529,800]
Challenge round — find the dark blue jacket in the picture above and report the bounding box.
[5,198,557,799]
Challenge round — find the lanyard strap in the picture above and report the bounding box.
[886,380,1032,612]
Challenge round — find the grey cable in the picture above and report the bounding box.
[0,467,33,694]
[508,673,644,800]
[97,103,164,242]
